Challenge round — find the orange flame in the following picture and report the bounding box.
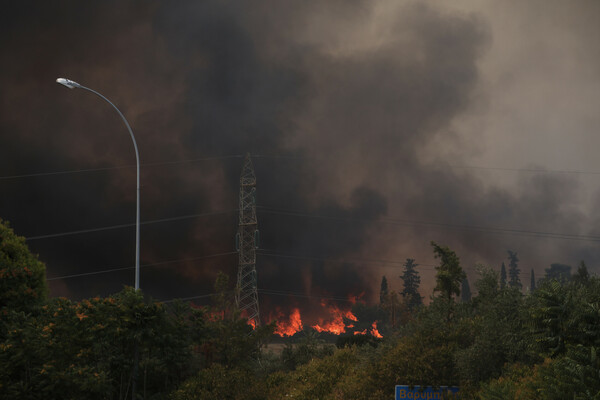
[265,295,381,338]
[311,303,358,335]
[247,318,257,329]
[371,321,383,338]
[345,310,358,322]
[274,308,303,337]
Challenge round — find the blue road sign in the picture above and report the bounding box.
[395,385,459,399]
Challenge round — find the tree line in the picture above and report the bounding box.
[1,218,599,399]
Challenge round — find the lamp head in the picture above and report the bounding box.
[56,78,81,89]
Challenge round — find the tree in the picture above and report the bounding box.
[544,263,571,283]
[500,262,507,290]
[202,272,275,368]
[267,348,360,400]
[507,250,521,289]
[171,364,262,400]
[461,277,472,302]
[380,291,408,329]
[572,261,589,285]
[473,265,499,302]
[281,329,334,370]
[400,258,422,310]
[455,265,538,387]
[0,219,47,314]
[530,280,577,356]
[379,276,388,305]
[530,268,536,292]
[213,271,236,320]
[0,288,194,399]
[431,242,465,303]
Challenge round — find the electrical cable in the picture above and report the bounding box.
[257,249,537,277]
[0,155,244,181]
[257,249,438,268]
[26,210,237,241]
[161,292,233,304]
[160,289,361,305]
[46,251,238,281]
[256,206,600,242]
[4,151,600,181]
[448,165,600,175]
[257,288,358,303]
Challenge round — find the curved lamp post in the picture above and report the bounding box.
[56,78,141,290]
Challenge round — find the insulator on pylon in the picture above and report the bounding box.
[254,230,260,249]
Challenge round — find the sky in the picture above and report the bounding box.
[1,1,599,321]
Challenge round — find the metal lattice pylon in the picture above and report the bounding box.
[235,153,260,326]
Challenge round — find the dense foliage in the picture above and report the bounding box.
[2,217,600,399]
[0,219,47,314]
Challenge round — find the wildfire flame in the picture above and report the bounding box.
[265,297,383,338]
[311,304,358,335]
[371,321,383,338]
[352,322,382,338]
[274,308,303,337]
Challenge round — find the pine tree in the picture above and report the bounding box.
[507,250,521,289]
[572,260,589,285]
[530,268,536,292]
[379,276,389,305]
[400,258,422,310]
[500,262,507,289]
[431,242,465,302]
[461,277,472,302]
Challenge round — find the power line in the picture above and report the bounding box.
[44,247,485,284]
[46,251,238,281]
[0,155,244,181]
[26,210,237,241]
[449,164,600,175]
[251,154,316,160]
[5,151,600,182]
[257,207,600,243]
[257,249,438,269]
[20,202,596,255]
[161,292,229,304]
[160,289,363,305]
[151,276,544,306]
[45,247,538,302]
[22,203,599,249]
[257,288,359,303]
[257,249,541,277]
[0,153,310,182]
[252,153,600,176]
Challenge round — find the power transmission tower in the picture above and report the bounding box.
[235,153,261,326]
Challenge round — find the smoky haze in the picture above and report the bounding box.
[1,1,599,321]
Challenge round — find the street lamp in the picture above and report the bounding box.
[56,78,141,290]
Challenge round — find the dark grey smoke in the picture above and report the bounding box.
[1,1,597,320]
